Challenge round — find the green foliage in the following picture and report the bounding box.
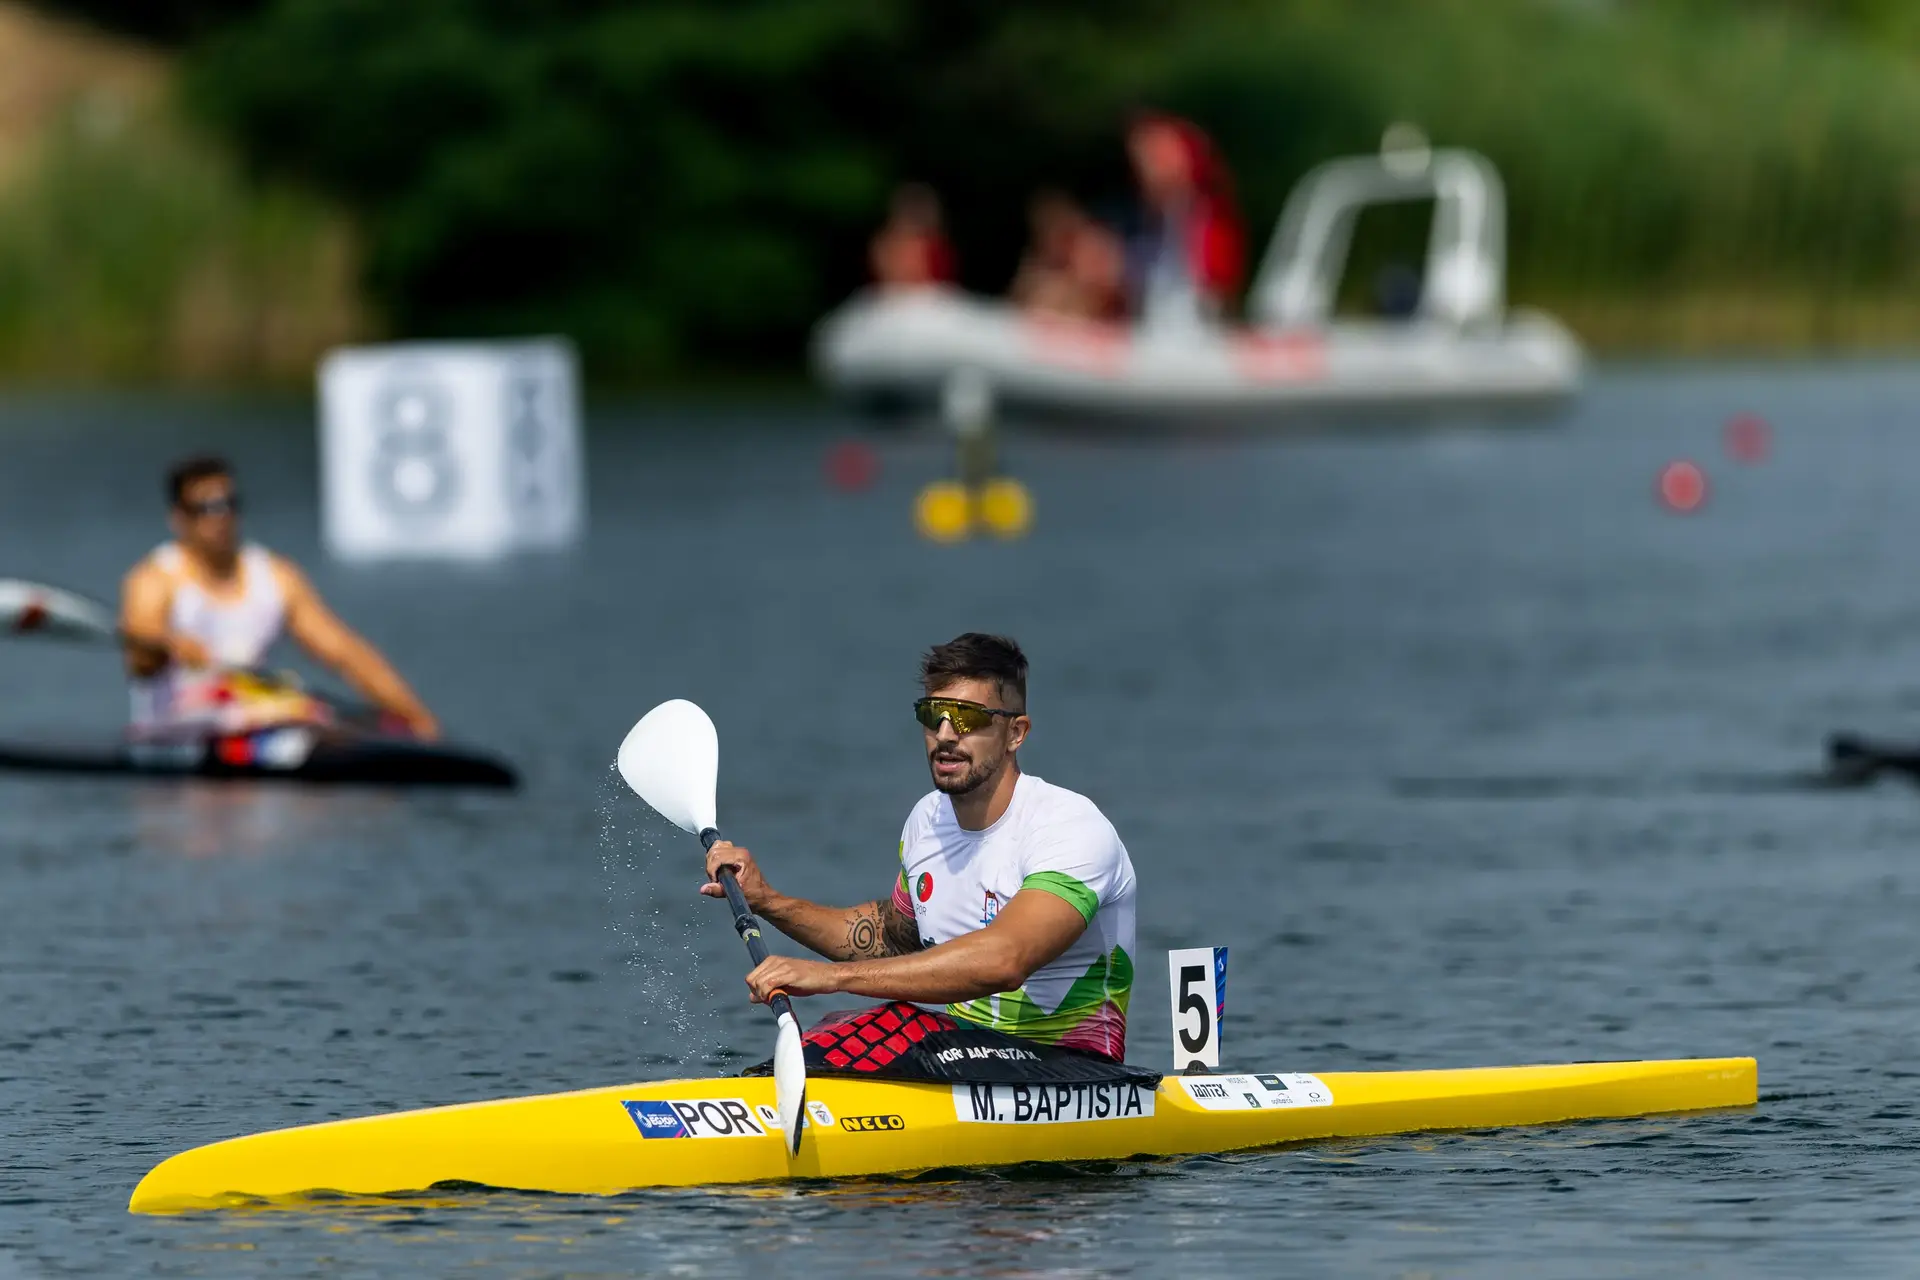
[1151,0,1920,302]
[36,0,269,44]
[149,0,1920,371]
[184,0,1174,376]
[0,94,360,381]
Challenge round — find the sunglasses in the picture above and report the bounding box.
[914,697,1021,735]
[180,494,241,518]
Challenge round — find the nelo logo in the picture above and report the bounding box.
[840,1114,906,1132]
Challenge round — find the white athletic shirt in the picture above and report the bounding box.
[128,543,286,732]
[893,773,1136,1059]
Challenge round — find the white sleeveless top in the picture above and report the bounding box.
[129,543,286,731]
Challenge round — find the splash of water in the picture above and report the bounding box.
[598,768,723,1067]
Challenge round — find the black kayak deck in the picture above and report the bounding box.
[0,735,516,788]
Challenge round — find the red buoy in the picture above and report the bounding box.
[824,439,879,493]
[1724,413,1770,464]
[1658,460,1707,513]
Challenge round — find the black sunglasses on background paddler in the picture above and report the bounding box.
[180,494,242,518]
[913,697,1022,734]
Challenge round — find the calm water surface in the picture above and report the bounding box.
[4,367,1920,1276]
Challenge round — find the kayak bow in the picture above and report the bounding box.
[129,1056,1756,1212]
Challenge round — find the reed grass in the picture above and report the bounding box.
[1156,0,1920,349]
[0,89,366,383]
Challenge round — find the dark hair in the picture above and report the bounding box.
[167,455,233,507]
[920,633,1027,709]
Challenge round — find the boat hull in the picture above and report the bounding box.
[129,1057,1756,1212]
[812,291,1583,425]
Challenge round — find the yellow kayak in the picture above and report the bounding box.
[129,1056,1756,1212]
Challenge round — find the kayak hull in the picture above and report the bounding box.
[0,736,516,789]
[129,1056,1756,1212]
[1827,732,1920,786]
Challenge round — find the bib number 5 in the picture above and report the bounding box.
[1168,946,1227,1071]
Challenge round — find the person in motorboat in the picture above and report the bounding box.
[869,182,958,290]
[120,454,440,743]
[1125,111,1246,332]
[1010,189,1128,321]
[704,632,1138,1061]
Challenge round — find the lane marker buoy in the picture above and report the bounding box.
[824,439,879,492]
[977,477,1033,539]
[915,481,972,542]
[1723,414,1770,465]
[1658,460,1707,513]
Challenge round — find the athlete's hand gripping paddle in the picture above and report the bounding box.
[617,698,808,1157]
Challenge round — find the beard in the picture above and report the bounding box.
[929,748,997,796]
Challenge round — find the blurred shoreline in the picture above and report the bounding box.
[11,0,1920,387]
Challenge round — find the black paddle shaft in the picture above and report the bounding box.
[700,827,798,1023]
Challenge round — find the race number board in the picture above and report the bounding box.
[1168,946,1228,1071]
[320,338,584,560]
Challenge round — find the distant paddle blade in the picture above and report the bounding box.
[773,1008,807,1157]
[616,699,719,833]
[0,580,116,643]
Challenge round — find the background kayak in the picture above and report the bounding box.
[0,734,516,788]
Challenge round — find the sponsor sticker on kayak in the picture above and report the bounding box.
[1178,1073,1332,1111]
[840,1113,906,1132]
[754,1100,836,1130]
[953,1082,1155,1124]
[622,1098,766,1139]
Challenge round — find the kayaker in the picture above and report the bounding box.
[120,454,440,741]
[704,633,1137,1061]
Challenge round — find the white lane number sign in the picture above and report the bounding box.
[1168,946,1227,1071]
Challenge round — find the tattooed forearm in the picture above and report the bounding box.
[845,902,886,958]
[839,898,925,960]
[880,896,925,955]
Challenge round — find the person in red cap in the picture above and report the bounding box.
[1126,112,1245,328]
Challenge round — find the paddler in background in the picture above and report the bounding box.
[121,454,440,742]
[705,633,1138,1062]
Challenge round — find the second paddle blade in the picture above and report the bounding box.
[616,699,719,834]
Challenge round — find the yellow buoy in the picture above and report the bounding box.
[915,480,973,542]
[977,477,1033,539]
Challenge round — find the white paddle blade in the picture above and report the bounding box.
[0,580,116,643]
[616,699,719,834]
[773,1009,807,1157]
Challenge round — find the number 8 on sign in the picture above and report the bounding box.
[1168,946,1228,1071]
